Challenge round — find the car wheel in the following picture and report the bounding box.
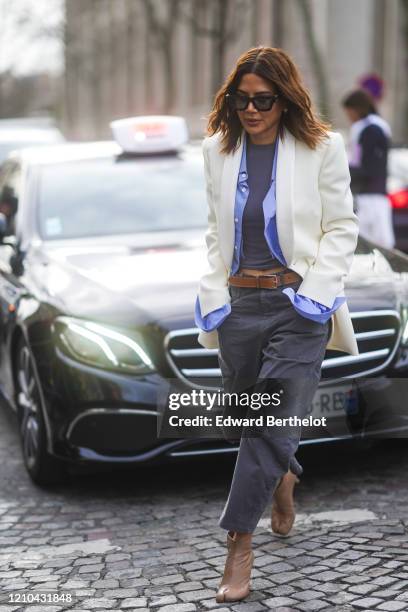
[15,336,67,486]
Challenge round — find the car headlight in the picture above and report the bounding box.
[53,316,155,374]
[402,320,408,347]
[401,304,408,347]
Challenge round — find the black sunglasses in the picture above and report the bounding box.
[226,92,280,112]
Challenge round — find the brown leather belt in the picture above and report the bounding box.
[228,267,301,289]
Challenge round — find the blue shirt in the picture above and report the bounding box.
[195,131,345,331]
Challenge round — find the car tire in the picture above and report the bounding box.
[14,335,67,487]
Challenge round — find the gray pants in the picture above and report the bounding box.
[217,279,331,534]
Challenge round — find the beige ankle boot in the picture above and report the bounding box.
[271,471,300,536]
[215,531,254,603]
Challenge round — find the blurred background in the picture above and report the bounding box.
[0,0,407,141]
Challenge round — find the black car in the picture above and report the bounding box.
[388,147,408,253]
[1,126,408,486]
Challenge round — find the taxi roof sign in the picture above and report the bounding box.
[110,115,189,154]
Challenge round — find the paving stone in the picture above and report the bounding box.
[338,550,368,560]
[341,575,369,584]
[377,603,408,611]
[155,605,196,612]
[77,564,104,574]
[273,547,307,558]
[179,562,207,572]
[91,578,120,588]
[174,582,203,593]
[288,579,319,590]
[262,597,298,608]
[143,585,174,597]
[313,582,343,594]
[251,577,276,590]
[313,570,344,582]
[78,599,118,609]
[326,593,358,605]
[73,557,103,566]
[185,569,219,580]
[261,561,294,573]
[300,565,330,576]
[371,576,399,587]
[103,588,140,598]
[372,589,406,598]
[365,567,393,577]
[292,589,326,602]
[268,571,303,584]
[151,574,185,586]
[286,556,323,569]
[352,597,385,609]
[296,600,328,611]
[308,548,337,559]
[254,555,289,569]
[178,589,214,602]
[229,604,268,612]
[348,583,380,595]
[149,594,178,606]
[396,591,408,601]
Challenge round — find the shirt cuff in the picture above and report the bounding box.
[194,295,231,332]
[281,289,346,324]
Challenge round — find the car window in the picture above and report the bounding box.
[37,155,208,240]
[0,161,21,236]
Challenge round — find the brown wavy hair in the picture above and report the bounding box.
[206,46,331,154]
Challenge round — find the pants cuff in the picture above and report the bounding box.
[218,518,256,534]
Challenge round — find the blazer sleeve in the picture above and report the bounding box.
[196,137,231,317]
[296,132,359,308]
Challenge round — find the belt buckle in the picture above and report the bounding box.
[262,273,279,289]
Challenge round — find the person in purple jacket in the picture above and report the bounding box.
[194,46,358,603]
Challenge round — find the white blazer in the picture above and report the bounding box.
[196,126,359,356]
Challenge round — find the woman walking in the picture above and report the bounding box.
[342,88,394,249]
[194,46,359,603]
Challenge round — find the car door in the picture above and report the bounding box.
[0,160,27,403]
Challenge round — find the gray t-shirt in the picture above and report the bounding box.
[240,137,280,269]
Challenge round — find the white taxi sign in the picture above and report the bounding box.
[110,115,189,153]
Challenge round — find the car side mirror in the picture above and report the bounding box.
[0,212,8,240]
[0,211,18,249]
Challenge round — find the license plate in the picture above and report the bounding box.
[309,384,358,418]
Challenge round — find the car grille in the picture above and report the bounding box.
[164,310,401,387]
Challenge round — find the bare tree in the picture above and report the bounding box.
[401,0,408,142]
[141,0,182,112]
[294,0,330,119]
[0,0,63,117]
[125,0,139,113]
[179,0,251,95]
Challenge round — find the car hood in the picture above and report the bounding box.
[27,231,208,328]
[27,233,408,330]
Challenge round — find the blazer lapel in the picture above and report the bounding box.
[219,131,245,271]
[275,127,295,265]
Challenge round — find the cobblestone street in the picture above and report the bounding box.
[1,402,408,612]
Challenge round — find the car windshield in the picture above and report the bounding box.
[37,154,208,240]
